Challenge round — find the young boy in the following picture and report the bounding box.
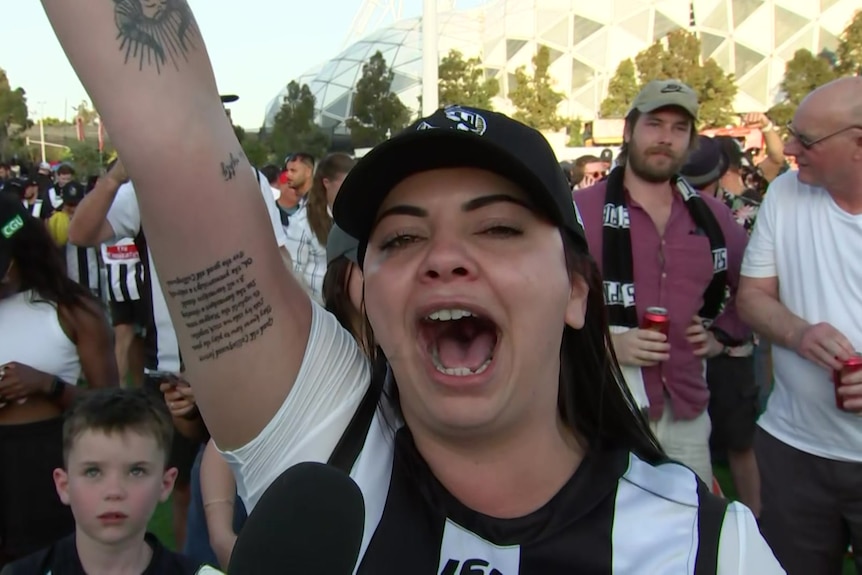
[0,389,221,575]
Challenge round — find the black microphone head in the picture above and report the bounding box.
[228,462,365,575]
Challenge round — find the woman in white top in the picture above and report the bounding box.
[44,3,782,571]
[0,194,117,565]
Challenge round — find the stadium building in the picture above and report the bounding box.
[264,0,859,133]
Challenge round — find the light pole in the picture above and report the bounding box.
[32,101,47,163]
[421,0,439,116]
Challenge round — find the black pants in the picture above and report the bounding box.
[707,354,759,453]
[0,418,74,565]
[757,428,862,575]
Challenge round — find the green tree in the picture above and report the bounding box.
[73,100,98,125]
[0,68,30,160]
[438,49,499,109]
[42,117,72,127]
[600,59,638,118]
[62,141,104,178]
[767,49,837,128]
[633,30,737,128]
[346,51,410,148]
[567,118,584,146]
[509,46,566,131]
[241,135,273,167]
[836,10,862,76]
[268,81,329,160]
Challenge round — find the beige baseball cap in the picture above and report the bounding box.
[630,79,699,119]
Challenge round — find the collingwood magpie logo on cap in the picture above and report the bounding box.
[417,106,487,136]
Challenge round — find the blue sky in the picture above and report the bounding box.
[2,0,432,129]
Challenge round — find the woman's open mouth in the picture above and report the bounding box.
[417,307,500,378]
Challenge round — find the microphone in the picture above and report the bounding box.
[228,462,366,575]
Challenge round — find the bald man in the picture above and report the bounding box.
[737,76,862,575]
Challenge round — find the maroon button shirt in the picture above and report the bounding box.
[575,180,750,420]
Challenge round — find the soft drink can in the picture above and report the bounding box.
[833,353,862,411]
[642,307,669,337]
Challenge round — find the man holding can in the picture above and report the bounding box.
[737,76,862,575]
[575,80,750,485]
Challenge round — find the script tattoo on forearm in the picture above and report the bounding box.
[165,252,274,363]
[220,152,242,181]
[113,0,200,73]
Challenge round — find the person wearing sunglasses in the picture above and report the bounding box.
[737,76,862,574]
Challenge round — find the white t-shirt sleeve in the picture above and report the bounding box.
[741,176,784,279]
[105,183,141,239]
[717,502,785,574]
[219,302,371,511]
[256,170,288,248]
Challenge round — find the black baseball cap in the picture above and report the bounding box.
[600,148,614,164]
[60,181,86,207]
[0,194,28,279]
[333,105,588,266]
[4,178,26,199]
[326,224,359,265]
[680,135,729,188]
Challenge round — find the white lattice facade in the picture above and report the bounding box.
[264,0,859,130]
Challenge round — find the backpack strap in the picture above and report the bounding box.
[694,478,729,575]
[327,354,386,473]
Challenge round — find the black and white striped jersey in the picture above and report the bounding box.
[105,174,288,373]
[65,243,102,298]
[102,237,144,303]
[221,303,784,575]
[23,199,52,220]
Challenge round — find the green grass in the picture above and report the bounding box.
[149,501,174,550]
[148,465,857,573]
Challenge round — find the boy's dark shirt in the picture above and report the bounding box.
[0,533,202,575]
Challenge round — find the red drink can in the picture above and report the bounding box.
[641,307,669,337]
[833,353,862,411]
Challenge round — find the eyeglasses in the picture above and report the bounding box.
[786,123,862,150]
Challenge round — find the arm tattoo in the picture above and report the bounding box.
[165,251,275,363]
[220,152,243,181]
[114,0,200,73]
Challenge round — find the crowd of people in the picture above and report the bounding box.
[0,3,860,574]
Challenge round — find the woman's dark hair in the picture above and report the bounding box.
[616,109,699,168]
[322,256,366,352]
[366,227,665,464]
[1,196,99,312]
[306,153,355,246]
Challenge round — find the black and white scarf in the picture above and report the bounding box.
[601,167,727,328]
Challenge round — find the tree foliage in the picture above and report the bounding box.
[509,46,566,131]
[599,59,638,118]
[631,30,737,128]
[438,49,499,109]
[346,51,410,148]
[268,81,329,160]
[41,117,72,127]
[73,100,98,126]
[240,135,273,168]
[567,118,584,146]
[767,49,837,128]
[836,10,862,76]
[769,12,862,126]
[62,141,105,178]
[0,68,30,160]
